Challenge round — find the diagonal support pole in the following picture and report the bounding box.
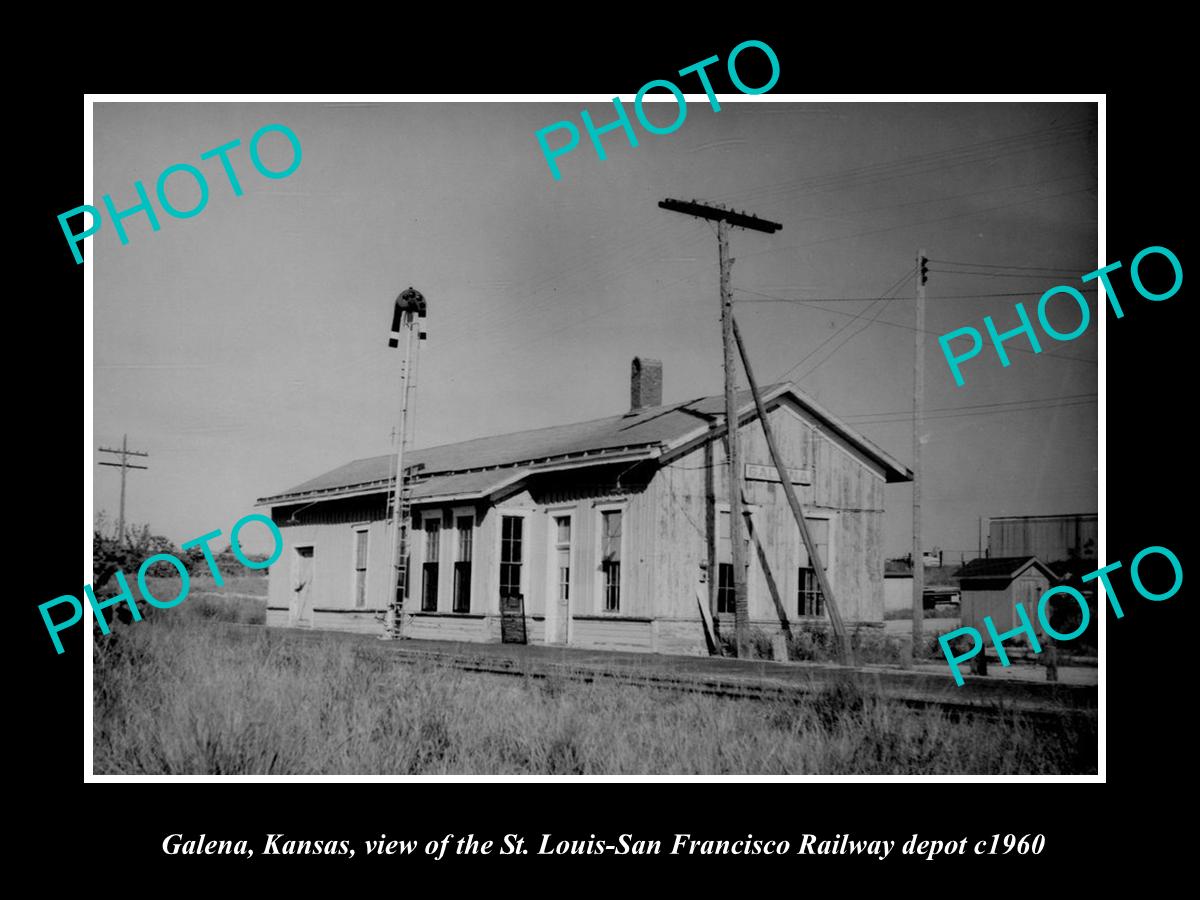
[741,499,793,643]
[732,315,850,665]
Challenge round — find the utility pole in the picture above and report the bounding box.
[718,218,750,656]
[98,434,149,548]
[659,199,780,658]
[912,251,927,657]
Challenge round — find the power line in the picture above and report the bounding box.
[736,170,1093,234]
[927,267,1082,280]
[846,392,1097,420]
[736,185,1096,264]
[927,257,1089,274]
[846,396,1097,425]
[771,268,914,383]
[736,287,1051,303]
[798,289,904,381]
[739,289,1098,364]
[718,120,1095,205]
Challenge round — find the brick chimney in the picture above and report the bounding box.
[629,357,663,412]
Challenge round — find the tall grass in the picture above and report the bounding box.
[717,623,954,665]
[92,605,1096,775]
[141,574,267,599]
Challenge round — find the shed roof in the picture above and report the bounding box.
[954,556,1057,583]
[257,382,912,506]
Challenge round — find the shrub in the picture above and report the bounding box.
[787,626,837,662]
[849,626,903,666]
[714,627,781,660]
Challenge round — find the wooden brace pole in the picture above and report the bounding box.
[731,315,850,664]
[741,498,793,641]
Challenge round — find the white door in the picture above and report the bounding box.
[546,515,572,643]
[291,547,314,628]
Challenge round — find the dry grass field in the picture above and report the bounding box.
[92,584,1096,775]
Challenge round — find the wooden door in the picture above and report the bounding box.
[292,547,314,628]
[547,515,571,644]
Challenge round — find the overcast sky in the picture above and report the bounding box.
[92,99,1097,559]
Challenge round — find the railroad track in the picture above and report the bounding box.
[383,647,1091,724]
[229,623,1096,725]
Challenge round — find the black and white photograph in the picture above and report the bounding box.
[83,96,1102,776]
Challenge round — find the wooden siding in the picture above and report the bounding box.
[266,400,892,646]
[571,617,654,652]
[989,514,1098,563]
[961,570,1052,639]
[266,516,394,622]
[648,401,885,628]
[266,607,382,635]
[403,612,492,643]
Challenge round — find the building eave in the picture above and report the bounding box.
[255,446,662,509]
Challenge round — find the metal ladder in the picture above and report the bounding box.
[383,465,415,637]
[383,288,427,639]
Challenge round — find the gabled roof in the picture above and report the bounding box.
[955,556,1058,583]
[256,382,912,507]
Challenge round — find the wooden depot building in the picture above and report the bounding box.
[256,359,912,656]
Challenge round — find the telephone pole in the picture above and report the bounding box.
[659,199,781,658]
[98,434,149,548]
[912,251,928,656]
[718,218,750,656]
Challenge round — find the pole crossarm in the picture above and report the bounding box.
[658,199,782,233]
[98,435,149,549]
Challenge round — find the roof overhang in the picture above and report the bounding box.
[256,447,661,509]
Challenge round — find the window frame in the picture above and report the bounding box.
[797,565,824,618]
[452,510,474,614]
[351,525,369,609]
[421,517,441,612]
[795,511,835,619]
[713,501,759,616]
[716,561,736,614]
[494,509,532,616]
[594,502,627,615]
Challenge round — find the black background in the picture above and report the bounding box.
[20,23,1188,887]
